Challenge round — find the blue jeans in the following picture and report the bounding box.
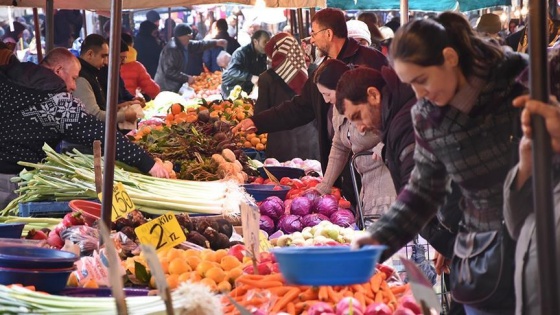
[463,305,514,315]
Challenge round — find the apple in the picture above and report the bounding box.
[227,244,246,262]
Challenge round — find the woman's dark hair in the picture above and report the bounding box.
[389,11,504,79]
[335,67,386,114]
[313,59,350,89]
[312,8,348,39]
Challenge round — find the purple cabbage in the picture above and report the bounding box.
[259,215,276,235]
[290,196,312,216]
[302,213,330,227]
[314,195,339,217]
[259,196,284,220]
[330,209,356,227]
[278,214,303,233]
[301,189,321,210]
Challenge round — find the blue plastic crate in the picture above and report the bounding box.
[18,201,72,218]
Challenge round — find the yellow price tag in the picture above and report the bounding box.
[134,212,186,252]
[98,182,136,222]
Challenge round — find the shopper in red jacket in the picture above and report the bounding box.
[120,33,160,100]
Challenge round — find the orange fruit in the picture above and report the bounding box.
[149,276,156,289]
[67,272,79,287]
[220,255,242,271]
[166,248,184,261]
[195,260,217,277]
[170,103,183,115]
[217,280,232,292]
[190,272,202,282]
[225,267,243,283]
[166,274,179,290]
[83,278,99,289]
[178,272,192,284]
[255,143,265,151]
[184,249,201,257]
[199,278,217,291]
[205,266,226,284]
[200,249,216,262]
[168,257,192,275]
[186,255,201,270]
[243,141,252,148]
[250,137,261,146]
[159,257,170,274]
[214,249,229,263]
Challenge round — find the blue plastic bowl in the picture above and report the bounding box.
[0,246,78,269]
[0,223,25,239]
[0,266,74,293]
[243,184,291,202]
[272,245,386,286]
[257,166,305,179]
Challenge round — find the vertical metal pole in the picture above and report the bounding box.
[528,0,560,313]
[310,8,316,21]
[82,10,88,37]
[167,8,172,41]
[32,8,43,63]
[45,0,54,52]
[290,10,297,38]
[297,9,305,42]
[400,0,409,26]
[101,0,123,241]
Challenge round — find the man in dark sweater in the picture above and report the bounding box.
[0,48,169,209]
[233,8,388,205]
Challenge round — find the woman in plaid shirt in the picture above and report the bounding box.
[352,12,528,315]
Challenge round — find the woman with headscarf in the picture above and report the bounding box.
[254,32,320,162]
[134,20,163,78]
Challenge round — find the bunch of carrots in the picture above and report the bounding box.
[223,270,409,315]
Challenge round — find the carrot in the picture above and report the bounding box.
[390,283,410,296]
[229,285,248,298]
[287,302,296,315]
[327,285,341,303]
[271,287,301,313]
[374,290,384,303]
[269,286,294,297]
[235,278,284,288]
[382,282,398,305]
[354,291,366,307]
[364,294,375,306]
[351,284,365,293]
[318,286,329,301]
[370,272,384,293]
[362,281,373,298]
[299,287,318,301]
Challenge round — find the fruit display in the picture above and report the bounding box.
[189,71,223,100]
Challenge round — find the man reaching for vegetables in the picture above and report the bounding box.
[0,47,169,209]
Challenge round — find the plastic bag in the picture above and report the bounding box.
[216,50,232,69]
[179,83,195,99]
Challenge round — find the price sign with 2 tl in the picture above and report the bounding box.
[134,212,186,252]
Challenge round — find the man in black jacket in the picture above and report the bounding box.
[0,48,169,209]
[233,8,387,204]
[221,30,270,96]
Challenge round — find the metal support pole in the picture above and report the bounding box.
[290,10,297,38]
[101,0,123,244]
[297,8,304,42]
[45,0,54,52]
[32,8,42,62]
[167,8,172,41]
[82,10,88,37]
[400,0,409,26]
[528,0,560,313]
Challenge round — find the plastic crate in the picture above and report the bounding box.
[18,201,72,218]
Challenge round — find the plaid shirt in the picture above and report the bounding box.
[369,52,529,259]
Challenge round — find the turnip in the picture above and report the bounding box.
[336,297,365,315]
[399,295,422,314]
[392,307,417,315]
[307,302,334,315]
[364,302,393,315]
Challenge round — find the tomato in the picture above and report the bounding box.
[338,198,352,209]
[306,180,319,188]
[279,177,293,186]
[263,179,272,185]
[291,179,305,189]
[272,185,283,191]
[330,188,342,200]
[253,177,265,184]
[286,188,302,199]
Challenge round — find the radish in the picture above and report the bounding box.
[393,307,417,315]
[308,302,334,315]
[399,295,422,314]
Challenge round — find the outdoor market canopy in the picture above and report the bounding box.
[1,0,508,10]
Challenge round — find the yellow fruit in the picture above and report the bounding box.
[205,266,226,284]
[217,280,232,292]
[168,257,192,275]
[83,278,99,289]
[200,250,217,263]
[166,274,179,290]
[196,260,216,277]
[226,267,243,283]
[186,255,201,270]
[221,255,242,271]
[214,249,229,263]
[246,133,256,140]
[200,278,218,291]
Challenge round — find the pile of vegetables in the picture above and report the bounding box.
[258,190,355,236]
[1,144,245,217]
[189,71,222,100]
[134,118,252,181]
[258,157,323,176]
[223,251,415,315]
[272,221,360,247]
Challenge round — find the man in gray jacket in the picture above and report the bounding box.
[154,24,226,93]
